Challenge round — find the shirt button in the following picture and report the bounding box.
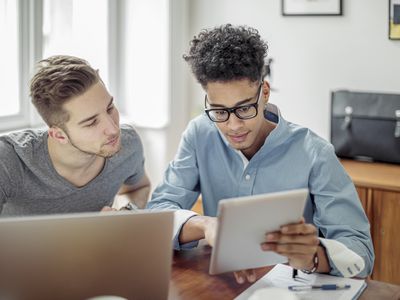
[245,174,251,180]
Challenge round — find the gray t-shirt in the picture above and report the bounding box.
[0,124,145,216]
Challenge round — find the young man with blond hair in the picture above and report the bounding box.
[0,55,150,215]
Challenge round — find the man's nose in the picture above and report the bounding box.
[226,112,243,131]
[104,115,119,135]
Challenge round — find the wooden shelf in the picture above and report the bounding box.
[341,159,400,192]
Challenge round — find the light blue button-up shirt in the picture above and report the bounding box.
[148,104,374,277]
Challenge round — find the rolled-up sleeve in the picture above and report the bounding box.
[310,144,374,277]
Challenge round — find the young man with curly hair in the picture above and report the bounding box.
[148,24,374,283]
[0,55,150,215]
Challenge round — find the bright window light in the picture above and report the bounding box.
[42,0,109,86]
[0,0,20,117]
[123,0,169,128]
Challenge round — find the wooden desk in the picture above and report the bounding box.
[169,243,400,300]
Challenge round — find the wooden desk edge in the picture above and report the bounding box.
[170,244,400,300]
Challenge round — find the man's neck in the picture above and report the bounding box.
[47,136,105,187]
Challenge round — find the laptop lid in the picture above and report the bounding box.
[0,210,173,300]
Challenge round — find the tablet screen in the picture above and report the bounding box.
[209,188,308,275]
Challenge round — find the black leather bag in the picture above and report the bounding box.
[331,90,400,164]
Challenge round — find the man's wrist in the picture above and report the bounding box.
[120,202,139,211]
[186,215,212,237]
[180,215,214,243]
[301,241,321,274]
[301,251,319,274]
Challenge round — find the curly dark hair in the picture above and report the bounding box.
[183,24,268,87]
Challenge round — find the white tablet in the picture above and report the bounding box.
[209,188,308,275]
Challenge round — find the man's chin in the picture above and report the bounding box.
[99,151,118,158]
[99,144,121,158]
[229,141,250,151]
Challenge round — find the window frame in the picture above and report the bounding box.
[0,0,171,133]
[0,0,43,132]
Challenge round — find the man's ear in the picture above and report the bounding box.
[48,126,69,144]
[262,81,270,97]
[262,81,271,105]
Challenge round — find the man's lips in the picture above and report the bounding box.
[105,135,119,146]
[228,132,249,143]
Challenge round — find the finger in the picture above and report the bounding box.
[101,206,117,212]
[233,271,245,284]
[243,269,256,282]
[266,233,319,245]
[264,232,281,242]
[261,243,317,255]
[281,223,317,235]
[101,206,113,211]
[279,218,305,228]
[233,269,256,283]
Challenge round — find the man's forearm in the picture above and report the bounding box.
[116,174,151,209]
[178,215,214,245]
[116,185,150,209]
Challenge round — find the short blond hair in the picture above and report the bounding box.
[30,55,100,127]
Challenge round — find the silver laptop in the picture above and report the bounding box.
[0,210,174,300]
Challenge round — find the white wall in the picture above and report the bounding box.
[185,0,400,140]
[136,0,192,188]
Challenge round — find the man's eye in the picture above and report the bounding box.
[237,106,251,113]
[214,110,227,116]
[107,105,114,113]
[86,120,98,127]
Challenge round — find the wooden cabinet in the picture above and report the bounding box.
[341,159,400,285]
[355,187,372,220]
[192,197,203,215]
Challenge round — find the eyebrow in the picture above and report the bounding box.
[208,96,254,108]
[77,97,114,125]
[207,87,260,108]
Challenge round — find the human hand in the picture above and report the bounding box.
[260,218,319,270]
[203,216,217,247]
[179,215,218,246]
[100,206,117,212]
[233,269,257,284]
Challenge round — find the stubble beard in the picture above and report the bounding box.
[66,132,121,158]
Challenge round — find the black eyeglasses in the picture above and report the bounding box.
[204,83,263,123]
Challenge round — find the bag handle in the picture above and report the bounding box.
[395,110,400,138]
[341,106,353,130]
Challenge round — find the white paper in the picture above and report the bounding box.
[235,264,366,300]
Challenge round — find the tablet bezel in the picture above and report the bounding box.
[209,188,308,275]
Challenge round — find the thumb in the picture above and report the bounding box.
[101,206,115,212]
